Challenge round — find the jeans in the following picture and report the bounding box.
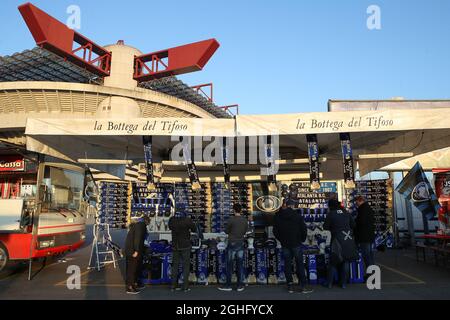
[327,261,349,286]
[226,242,245,287]
[282,247,307,287]
[359,243,375,274]
[172,248,191,289]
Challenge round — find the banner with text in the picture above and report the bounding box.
[26,118,236,137]
[340,133,356,189]
[306,134,321,190]
[236,108,450,136]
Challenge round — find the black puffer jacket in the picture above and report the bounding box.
[355,202,376,243]
[125,221,147,257]
[169,216,196,250]
[273,208,307,249]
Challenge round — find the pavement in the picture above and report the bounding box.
[1,224,450,300]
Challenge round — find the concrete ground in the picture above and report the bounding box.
[1,224,449,300]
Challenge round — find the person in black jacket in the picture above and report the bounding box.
[125,214,150,294]
[273,199,313,294]
[168,213,197,292]
[323,199,357,289]
[355,196,376,275]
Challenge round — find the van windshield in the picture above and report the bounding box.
[41,166,84,212]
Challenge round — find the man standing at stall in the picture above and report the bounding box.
[355,196,376,277]
[169,212,197,292]
[273,199,313,294]
[324,198,357,289]
[219,203,249,292]
[125,213,150,294]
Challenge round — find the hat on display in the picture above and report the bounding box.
[265,239,277,249]
[131,212,144,220]
[254,239,266,249]
[286,199,296,207]
[175,211,187,218]
[217,241,227,251]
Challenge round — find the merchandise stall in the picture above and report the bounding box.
[101,179,360,286]
[23,107,450,285]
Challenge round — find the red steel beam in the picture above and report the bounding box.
[18,2,111,77]
[134,39,220,82]
[191,83,213,102]
[219,104,239,116]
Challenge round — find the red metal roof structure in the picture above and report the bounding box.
[19,2,111,77]
[134,39,220,82]
[18,3,220,83]
[0,2,233,118]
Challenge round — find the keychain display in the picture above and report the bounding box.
[211,183,232,233]
[280,182,335,250]
[97,181,130,229]
[346,179,394,248]
[174,182,210,233]
[211,182,252,232]
[131,182,174,232]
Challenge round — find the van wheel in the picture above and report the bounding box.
[0,243,9,274]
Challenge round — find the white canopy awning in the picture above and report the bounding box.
[24,107,450,179]
[235,108,450,135]
[25,117,236,137]
[381,147,450,171]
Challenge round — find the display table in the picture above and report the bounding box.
[416,234,450,248]
[415,235,450,267]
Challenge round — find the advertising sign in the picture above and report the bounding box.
[0,156,25,172]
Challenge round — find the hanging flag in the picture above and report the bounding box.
[340,133,356,189]
[396,162,440,220]
[222,137,231,188]
[180,137,201,190]
[264,136,277,192]
[143,136,156,191]
[306,134,321,190]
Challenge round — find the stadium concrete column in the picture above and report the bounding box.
[103,42,142,90]
[99,42,143,118]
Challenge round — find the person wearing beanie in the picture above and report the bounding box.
[125,214,150,294]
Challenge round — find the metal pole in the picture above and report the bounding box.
[28,155,45,281]
[389,172,400,248]
[400,171,416,247]
[404,198,416,247]
[422,214,430,235]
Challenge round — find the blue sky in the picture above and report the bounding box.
[1,0,450,114]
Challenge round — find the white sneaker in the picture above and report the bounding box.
[218,286,232,292]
